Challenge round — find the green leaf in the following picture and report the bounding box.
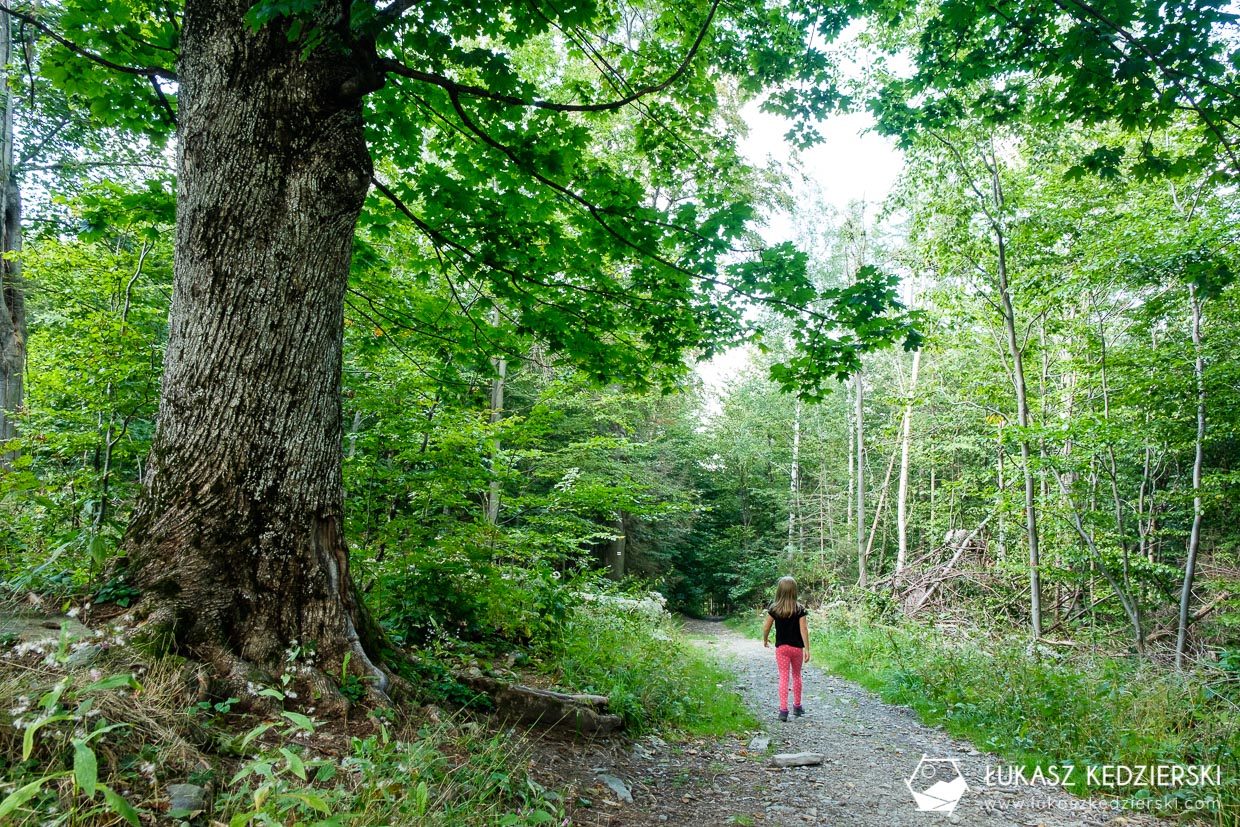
[100,784,141,826]
[24,713,72,760]
[74,739,99,798]
[81,673,141,694]
[279,746,307,780]
[0,778,50,820]
[281,711,315,733]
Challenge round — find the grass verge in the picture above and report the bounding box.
[546,600,757,736]
[739,603,1238,825]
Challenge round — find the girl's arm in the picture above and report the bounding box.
[762,614,774,647]
[799,615,810,663]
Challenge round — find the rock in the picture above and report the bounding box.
[594,773,633,803]
[771,752,825,768]
[747,736,771,752]
[167,783,208,814]
[65,644,105,669]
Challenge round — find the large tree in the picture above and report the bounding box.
[15,0,916,705]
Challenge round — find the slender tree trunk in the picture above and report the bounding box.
[896,349,921,572]
[855,369,867,587]
[0,1,23,459]
[123,0,389,710]
[846,380,854,530]
[607,513,626,580]
[988,160,1041,641]
[1096,315,1145,652]
[485,316,506,526]
[788,398,800,553]
[1176,284,1206,669]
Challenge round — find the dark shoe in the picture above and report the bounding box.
[778,710,789,722]
[793,705,805,717]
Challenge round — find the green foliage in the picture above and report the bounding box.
[544,585,756,735]
[812,604,1239,820]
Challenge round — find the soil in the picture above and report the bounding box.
[532,619,1184,827]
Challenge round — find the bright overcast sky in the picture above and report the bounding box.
[696,102,906,396]
[737,101,906,242]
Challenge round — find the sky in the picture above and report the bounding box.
[696,103,906,397]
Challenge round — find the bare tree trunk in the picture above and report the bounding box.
[1176,284,1206,669]
[0,1,23,459]
[484,316,506,526]
[896,349,921,572]
[607,513,626,580]
[855,368,867,588]
[846,380,854,531]
[987,158,1041,641]
[788,398,800,553]
[122,0,389,711]
[1096,314,1145,652]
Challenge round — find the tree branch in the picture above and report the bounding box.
[1,6,176,81]
[378,0,720,113]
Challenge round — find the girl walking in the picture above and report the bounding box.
[762,576,810,721]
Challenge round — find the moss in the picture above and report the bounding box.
[130,618,178,658]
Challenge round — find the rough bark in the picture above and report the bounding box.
[121,0,389,710]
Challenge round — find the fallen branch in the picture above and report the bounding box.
[454,670,622,736]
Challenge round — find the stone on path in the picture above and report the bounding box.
[595,772,633,803]
[771,752,825,767]
[747,735,770,752]
[167,783,209,814]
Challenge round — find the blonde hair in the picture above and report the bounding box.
[771,576,801,619]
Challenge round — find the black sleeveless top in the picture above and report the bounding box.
[768,604,807,648]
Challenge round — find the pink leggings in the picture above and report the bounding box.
[775,645,804,711]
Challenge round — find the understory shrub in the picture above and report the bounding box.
[812,604,1239,824]
[545,588,755,735]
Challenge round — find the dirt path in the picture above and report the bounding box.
[546,619,1184,827]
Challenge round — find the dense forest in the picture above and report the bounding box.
[0,0,1238,822]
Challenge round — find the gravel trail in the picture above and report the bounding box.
[667,618,1180,827]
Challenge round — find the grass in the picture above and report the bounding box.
[763,603,1239,825]
[1,593,760,825]
[544,601,757,737]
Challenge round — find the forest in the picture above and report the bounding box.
[0,0,1237,823]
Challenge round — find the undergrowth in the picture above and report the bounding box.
[1,581,758,825]
[795,603,1239,825]
[542,593,756,736]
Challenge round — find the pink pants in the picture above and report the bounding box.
[775,645,804,712]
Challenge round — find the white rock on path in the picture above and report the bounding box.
[771,752,825,767]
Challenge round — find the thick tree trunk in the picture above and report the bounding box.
[122,0,388,710]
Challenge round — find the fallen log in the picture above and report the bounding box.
[455,669,623,736]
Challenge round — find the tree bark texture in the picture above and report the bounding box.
[123,0,388,706]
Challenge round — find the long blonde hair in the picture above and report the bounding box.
[771,576,801,619]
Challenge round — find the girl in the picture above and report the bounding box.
[762,576,810,721]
